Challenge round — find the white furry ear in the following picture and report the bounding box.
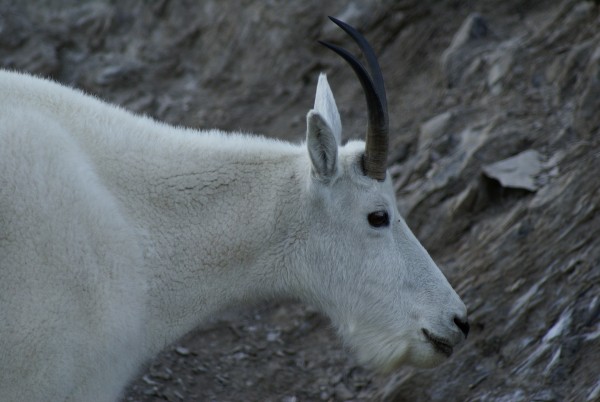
[313,74,341,145]
[306,110,338,180]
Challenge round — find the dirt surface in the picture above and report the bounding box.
[1,0,599,401]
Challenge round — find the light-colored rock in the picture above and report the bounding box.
[334,382,355,400]
[573,43,600,138]
[419,111,453,151]
[487,39,519,95]
[441,13,491,87]
[445,12,489,52]
[482,150,544,192]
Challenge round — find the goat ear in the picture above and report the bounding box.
[307,110,338,180]
[313,74,342,144]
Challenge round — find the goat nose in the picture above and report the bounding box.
[453,316,470,338]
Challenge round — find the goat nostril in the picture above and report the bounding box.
[454,316,470,338]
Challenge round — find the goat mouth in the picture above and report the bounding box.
[422,329,453,357]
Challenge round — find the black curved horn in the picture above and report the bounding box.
[320,16,389,181]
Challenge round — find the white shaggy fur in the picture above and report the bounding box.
[0,70,467,401]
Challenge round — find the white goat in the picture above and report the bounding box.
[0,18,468,401]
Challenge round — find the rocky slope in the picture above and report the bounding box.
[1,0,598,400]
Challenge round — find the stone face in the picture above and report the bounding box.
[419,111,453,151]
[445,13,489,51]
[482,150,543,192]
[441,13,491,87]
[573,44,600,138]
[487,39,519,95]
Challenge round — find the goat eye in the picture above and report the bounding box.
[368,211,390,228]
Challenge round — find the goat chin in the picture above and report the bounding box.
[340,324,449,373]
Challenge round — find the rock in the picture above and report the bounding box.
[398,124,489,234]
[446,12,489,49]
[573,44,600,138]
[0,5,30,49]
[441,13,491,87]
[419,111,453,151]
[587,380,600,401]
[68,2,114,41]
[325,2,373,36]
[95,62,142,86]
[334,382,355,400]
[149,365,173,381]
[482,150,544,192]
[551,38,596,101]
[487,39,518,95]
[174,346,190,356]
[545,1,595,46]
[451,181,484,215]
[142,374,159,385]
[430,126,488,189]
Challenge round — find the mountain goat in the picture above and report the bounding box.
[0,17,468,401]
